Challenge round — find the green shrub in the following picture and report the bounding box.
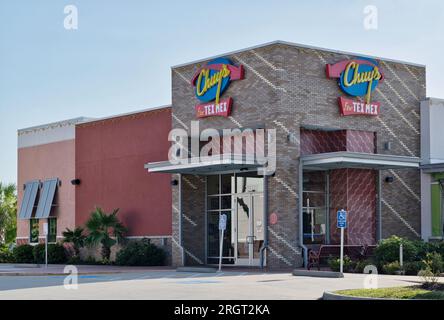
[411,240,431,260]
[327,255,355,272]
[375,236,417,266]
[12,244,34,263]
[49,243,67,264]
[80,256,98,265]
[382,261,401,274]
[32,244,45,263]
[411,240,444,261]
[67,256,81,265]
[403,261,426,275]
[418,268,440,289]
[354,259,376,273]
[422,252,443,274]
[33,243,67,264]
[433,241,444,256]
[116,239,166,266]
[0,246,13,263]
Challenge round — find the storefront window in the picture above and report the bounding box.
[442,187,444,236]
[431,179,444,237]
[221,174,232,194]
[207,175,219,195]
[207,174,235,264]
[48,218,57,243]
[30,219,39,243]
[303,172,327,245]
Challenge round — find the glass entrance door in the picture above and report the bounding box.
[206,173,264,266]
[234,193,263,266]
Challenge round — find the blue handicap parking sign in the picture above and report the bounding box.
[337,210,347,228]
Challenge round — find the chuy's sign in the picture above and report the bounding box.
[191,58,244,118]
[326,58,384,116]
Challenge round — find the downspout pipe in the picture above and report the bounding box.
[179,173,185,265]
[376,171,382,241]
[259,174,269,269]
[299,160,308,268]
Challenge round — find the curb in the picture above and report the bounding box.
[0,264,41,268]
[176,267,217,273]
[323,291,396,300]
[0,271,127,277]
[293,269,344,278]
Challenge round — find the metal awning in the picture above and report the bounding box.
[145,154,267,175]
[35,178,58,218]
[18,180,40,219]
[301,152,420,171]
[420,162,444,173]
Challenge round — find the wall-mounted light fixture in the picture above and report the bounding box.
[287,133,297,144]
[171,179,179,186]
[71,179,81,185]
[385,176,394,183]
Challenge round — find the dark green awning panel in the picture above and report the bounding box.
[18,180,40,219]
[35,178,58,219]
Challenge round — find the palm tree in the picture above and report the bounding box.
[62,227,86,257]
[85,207,127,261]
[0,183,17,245]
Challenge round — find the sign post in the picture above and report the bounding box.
[218,213,227,272]
[43,222,48,268]
[336,209,347,274]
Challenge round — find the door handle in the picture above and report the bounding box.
[246,235,256,244]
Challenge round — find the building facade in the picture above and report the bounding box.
[17,108,173,258]
[17,41,432,269]
[421,98,444,241]
[147,41,426,269]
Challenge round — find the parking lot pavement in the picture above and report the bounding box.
[0,270,436,300]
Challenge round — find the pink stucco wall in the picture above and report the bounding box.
[75,108,172,237]
[17,140,76,243]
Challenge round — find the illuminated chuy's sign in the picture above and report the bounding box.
[191,58,244,118]
[326,58,384,116]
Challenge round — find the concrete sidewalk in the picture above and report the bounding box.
[0,264,175,276]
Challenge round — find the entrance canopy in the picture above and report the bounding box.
[145,154,267,175]
[301,151,420,171]
[420,162,444,173]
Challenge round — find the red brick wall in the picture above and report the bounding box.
[329,169,376,245]
[300,128,375,155]
[300,128,377,245]
[346,130,376,153]
[300,129,347,155]
[75,108,172,237]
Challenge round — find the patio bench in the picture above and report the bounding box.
[307,245,364,270]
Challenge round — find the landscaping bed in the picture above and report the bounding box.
[324,236,444,277]
[335,285,444,300]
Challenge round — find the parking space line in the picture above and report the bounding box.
[108,277,122,281]
[160,272,178,279]
[186,273,201,278]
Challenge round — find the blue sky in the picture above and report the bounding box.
[1,0,443,183]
